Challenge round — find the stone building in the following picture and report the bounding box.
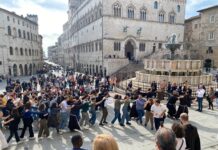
[47,41,64,66]
[0,7,43,77]
[56,0,186,75]
[184,5,218,68]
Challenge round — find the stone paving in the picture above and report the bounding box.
[1,91,218,150]
[1,74,218,150]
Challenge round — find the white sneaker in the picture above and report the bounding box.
[17,141,24,144]
[38,137,43,140]
[29,137,35,140]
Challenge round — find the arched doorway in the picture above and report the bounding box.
[89,65,92,75]
[19,64,24,76]
[96,65,98,75]
[204,59,212,72]
[92,65,95,75]
[125,40,135,60]
[24,64,28,76]
[33,64,36,74]
[29,64,32,75]
[8,67,12,76]
[13,64,18,77]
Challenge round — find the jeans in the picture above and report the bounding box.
[121,108,130,124]
[89,110,96,125]
[154,117,164,130]
[59,112,69,129]
[197,97,203,111]
[136,109,144,124]
[111,110,121,124]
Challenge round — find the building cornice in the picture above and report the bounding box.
[0,7,38,25]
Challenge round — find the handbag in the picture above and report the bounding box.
[178,138,184,150]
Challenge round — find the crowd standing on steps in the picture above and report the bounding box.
[0,67,216,150]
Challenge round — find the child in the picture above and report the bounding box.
[71,134,87,150]
[0,111,8,149]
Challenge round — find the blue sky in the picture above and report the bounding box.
[186,0,218,18]
[0,0,217,55]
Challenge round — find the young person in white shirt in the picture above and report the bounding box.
[151,99,166,131]
[196,85,205,112]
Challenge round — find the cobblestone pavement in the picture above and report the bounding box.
[1,86,218,149]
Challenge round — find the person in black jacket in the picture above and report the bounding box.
[4,108,21,143]
[180,113,201,150]
[167,91,178,119]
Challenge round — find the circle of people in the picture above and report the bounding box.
[1,71,217,150]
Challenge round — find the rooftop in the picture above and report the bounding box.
[0,7,38,25]
[185,15,201,22]
[197,5,218,12]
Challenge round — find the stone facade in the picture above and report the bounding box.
[48,41,64,67]
[184,5,218,68]
[0,7,43,77]
[52,0,186,76]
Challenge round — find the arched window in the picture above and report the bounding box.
[27,32,30,40]
[128,6,134,19]
[8,26,11,35]
[20,48,23,56]
[25,48,28,56]
[159,12,165,23]
[177,5,181,13]
[18,29,22,38]
[154,1,158,9]
[29,49,31,56]
[9,47,13,55]
[13,27,17,37]
[23,30,26,39]
[113,3,121,17]
[15,47,19,55]
[169,13,176,24]
[140,9,147,21]
[99,8,102,17]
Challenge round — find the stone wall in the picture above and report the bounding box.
[104,58,129,75]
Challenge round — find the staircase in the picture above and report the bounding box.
[111,61,144,81]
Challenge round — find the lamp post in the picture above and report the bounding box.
[101,2,104,77]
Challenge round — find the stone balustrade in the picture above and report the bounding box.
[144,59,202,72]
[136,71,213,85]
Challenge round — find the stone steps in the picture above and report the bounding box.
[111,62,144,80]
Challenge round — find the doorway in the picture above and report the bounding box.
[125,41,134,60]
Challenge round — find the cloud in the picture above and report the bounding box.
[0,0,68,55]
[186,0,218,18]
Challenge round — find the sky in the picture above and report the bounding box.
[0,0,217,56]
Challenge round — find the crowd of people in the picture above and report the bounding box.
[0,69,216,150]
